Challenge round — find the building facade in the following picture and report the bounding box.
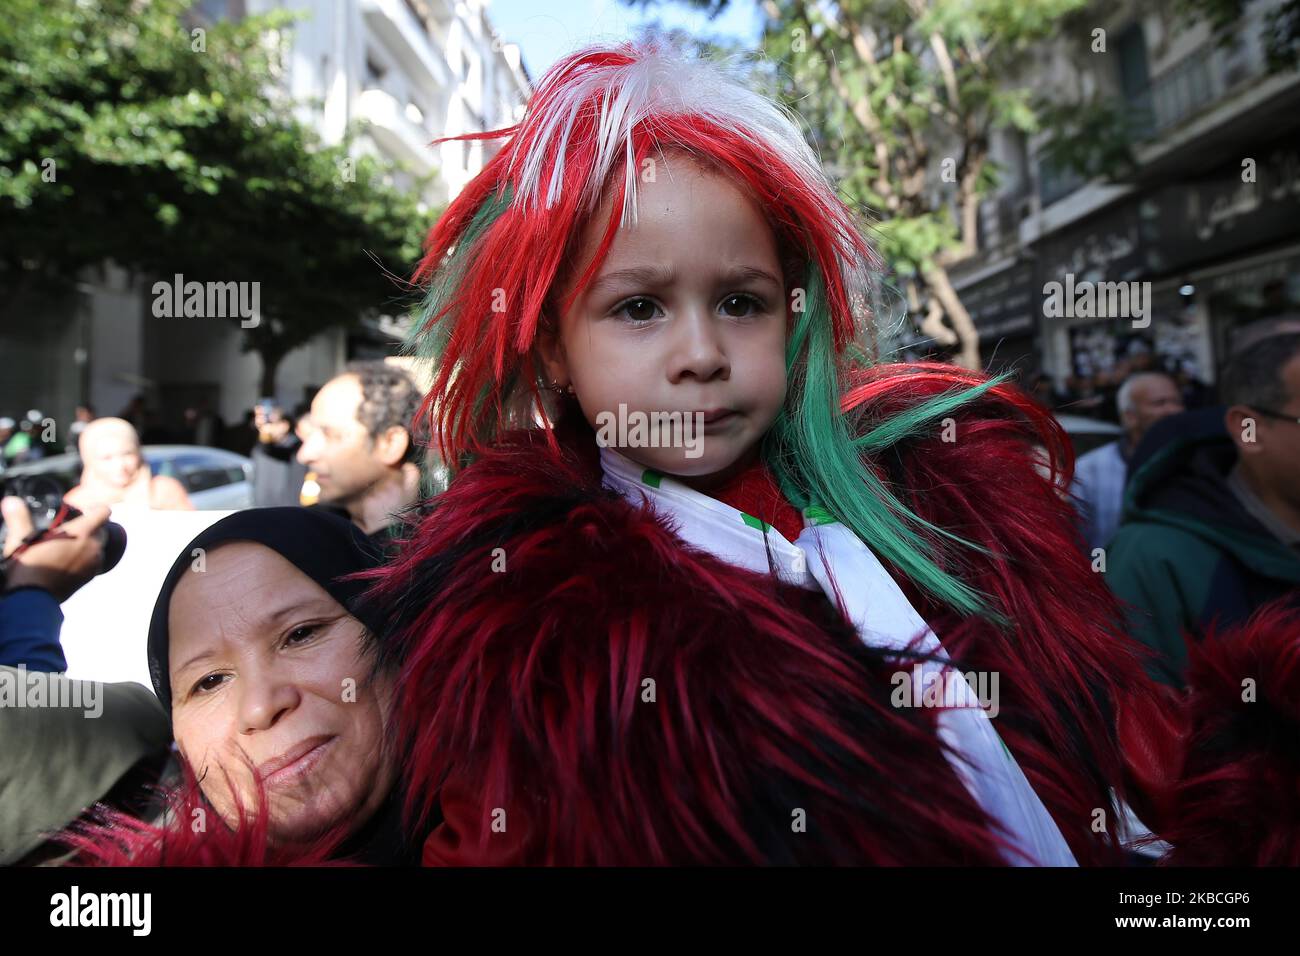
[946,0,1300,404]
[5,0,529,439]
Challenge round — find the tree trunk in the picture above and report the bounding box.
[923,265,981,371]
[258,347,285,401]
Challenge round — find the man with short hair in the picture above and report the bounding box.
[250,399,307,507]
[65,405,95,454]
[1071,371,1184,552]
[64,418,193,513]
[1106,333,1300,686]
[296,361,423,545]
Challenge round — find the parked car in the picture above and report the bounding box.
[0,445,252,519]
[1054,414,1122,460]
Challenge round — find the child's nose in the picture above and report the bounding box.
[667,308,730,384]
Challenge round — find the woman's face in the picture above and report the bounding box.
[540,151,789,490]
[168,542,396,845]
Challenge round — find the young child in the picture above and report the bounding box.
[363,43,1157,867]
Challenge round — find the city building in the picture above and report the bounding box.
[947,0,1300,401]
[5,0,529,439]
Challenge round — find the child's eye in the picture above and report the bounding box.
[614,298,662,323]
[720,294,764,318]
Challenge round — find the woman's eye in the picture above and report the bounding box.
[193,673,227,695]
[284,625,319,646]
[720,294,762,318]
[616,298,660,323]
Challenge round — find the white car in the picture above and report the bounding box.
[1053,414,1122,459]
[0,444,253,517]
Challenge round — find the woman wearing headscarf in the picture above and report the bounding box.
[49,507,421,865]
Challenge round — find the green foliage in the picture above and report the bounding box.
[871,213,958,275]
[755,0,1091,273]
[0,0,432,388]
[1035,96,1140,182]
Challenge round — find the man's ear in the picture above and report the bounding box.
[372,426,411,467]
[1225,405,1263,457]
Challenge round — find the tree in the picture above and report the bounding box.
[0,0,430,397]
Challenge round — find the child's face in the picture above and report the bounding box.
[541,153,789,488]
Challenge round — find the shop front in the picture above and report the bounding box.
[956,262,1039,374]
[1032,197,1167,388]
[1146,131,1300,372]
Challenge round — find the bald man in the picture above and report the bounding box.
[63,418,193,513]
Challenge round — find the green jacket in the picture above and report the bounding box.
[0,669,172,864]
[1106,411,1300,687]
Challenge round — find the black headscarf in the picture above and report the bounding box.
[146,507,387,712]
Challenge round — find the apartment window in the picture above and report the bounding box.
[1115,24,1151,100]
[1038,157,1088,208]
[365,52,387,88]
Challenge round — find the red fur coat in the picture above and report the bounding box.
[364,368,1155,865]
[61,367,1300,866]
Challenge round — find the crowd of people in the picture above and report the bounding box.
[1,44,1297,869]
[1098,331,1300,689]
[1029,346,1214,427]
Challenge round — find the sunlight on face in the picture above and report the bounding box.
[168,542,396,845]
[542,152,789,490]
[83,426,142,489]
[296,374,386,506]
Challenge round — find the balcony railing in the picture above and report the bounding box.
[1036,10,1273,208]
[1038,160,1089,208]
[357,87,437,172]
[1129,10,1270,139]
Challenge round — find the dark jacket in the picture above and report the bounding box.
[1107,408,1300,686]
[250,436,307,507]
[0,587,67,671]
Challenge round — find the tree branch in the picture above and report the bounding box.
[789,0,899,209]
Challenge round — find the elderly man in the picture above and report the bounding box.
[1071,371,1184,552]
[1107,333,1300,685]
[63,417,193,513]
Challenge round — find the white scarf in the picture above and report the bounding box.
[600,447,1077,866]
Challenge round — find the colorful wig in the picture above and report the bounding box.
[408,43,1040,618]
